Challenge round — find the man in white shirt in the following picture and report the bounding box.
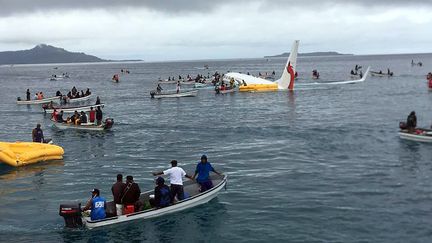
[152,160,193,203]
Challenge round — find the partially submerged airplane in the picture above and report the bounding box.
[223,40,369,91]
[224,40,299,92]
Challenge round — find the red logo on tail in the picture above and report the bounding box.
[287,62,295,90]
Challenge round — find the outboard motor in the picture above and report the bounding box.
[59,203,82,228]
[399,121,407,130]
[150,91,155,98]
[105,118,114,129]
[17,97,21,101]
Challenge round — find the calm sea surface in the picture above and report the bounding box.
[1,53,432,242]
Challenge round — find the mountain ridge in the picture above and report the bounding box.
[265,51,353,58]
[0,44,111,64]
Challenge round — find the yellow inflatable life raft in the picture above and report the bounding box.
[239,83,279,92]
[0,142,64,167]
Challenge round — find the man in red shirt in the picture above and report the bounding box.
[89,107,96,124]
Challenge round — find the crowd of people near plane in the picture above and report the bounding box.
[82,155,222,221]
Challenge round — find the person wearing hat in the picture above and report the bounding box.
[192,155,222,192]
[32,124,44,143]
[149,177,171,208]
[152,160,193,203]
[82,188,106,221]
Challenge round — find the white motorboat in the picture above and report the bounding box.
[150,90,198,98]
[59,174,227,229]
[216,87,236,94]
[16,96,61,105]
[194,83,208,88]
[67,94,93,103]
[399,129,432,143]
[52,118,114,131]
[43,103,104,113]
[50,74,70,81]
[371,71,393,77]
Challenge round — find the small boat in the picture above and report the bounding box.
[371,71,393,77]
[16,96,61,105]
[215,87,236,94]
[150,90,198,98]
[0,142,64,167]
[50,74,70,81]
[399,129,432,142]
[193,83,208,88]
[43,103,104,113]
[52,118,114,131]
[59,174,227,229]
[67,94,93,103]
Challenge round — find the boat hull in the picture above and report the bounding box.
[399,131,432,142]
[17,96,61,105]
[67,94,93,103]
[52,119,113,131]
[152,90,198,98]
[44,104,104,113]
[371,72,392,77]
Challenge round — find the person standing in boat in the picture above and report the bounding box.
[95,96,101,105]
[89,107,96,124]
[156,84,163,94]
[85,88,91,96]
[406,111,417,132]
[112,174,126,216]
[96,106,103,125]
[26,89,31,101]
[152,160,193,203]
[32,124,44,143]
[121,175,143,212]
[176,81,181,94]
[192,155,222,192]
[82,188,106,221]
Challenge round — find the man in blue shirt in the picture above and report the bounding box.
[82,188,106,221]
[192,155,222,192]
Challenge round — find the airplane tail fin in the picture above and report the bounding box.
[276,40,299,90]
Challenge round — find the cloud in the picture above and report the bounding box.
[0,1,431,60]
[0,0,431,16]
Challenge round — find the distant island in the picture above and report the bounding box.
[265,51,353,58]
[0,44,141,65]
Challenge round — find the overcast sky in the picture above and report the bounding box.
[0,0,430,61]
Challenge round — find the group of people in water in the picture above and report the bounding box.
[350,65,363,78]
[83,155,222,221]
